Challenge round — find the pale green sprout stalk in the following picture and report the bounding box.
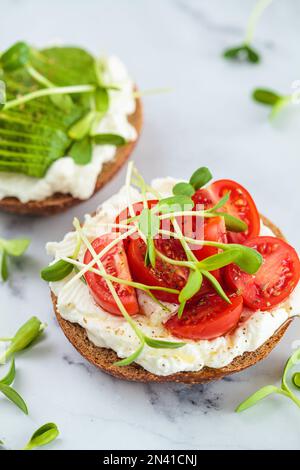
[244,0,273,46]
[223,0,273,63]
[3,84,95,110]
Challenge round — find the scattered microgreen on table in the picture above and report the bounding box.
[0,358,28,414]
[252,88,292,119]
[23,423,59,450]
[0,316,46,364]
[223,0,273,64]
[0,237,30,282]
[236,348,300,412]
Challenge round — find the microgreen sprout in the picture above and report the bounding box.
[0,237,30,282]
[0,42,30,72]
[252,88,292,119]
[3,84,95,111]
[236,347,300,412]
[223,0,273,64]
[0,316,46,364]
[0,358,28,414]
[23,423,59,450]
[41,234,81,282]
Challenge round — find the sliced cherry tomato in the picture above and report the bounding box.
[192,216,227,261]
[127,237,215,303]
[209,179,260,244]
[190,188,227,260]
[165,293,243,340]
[84,234,139,316]
[225,236,300,311]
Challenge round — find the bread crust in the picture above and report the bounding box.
[0,97,143,216]
[51,214,294,383]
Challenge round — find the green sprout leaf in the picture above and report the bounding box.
[157,195,193,214]
[172,182,195,197]
[0,316,46,364]
[293,372,300,389]
[50,93,73,112]
[23,423,59,450]
[198,249,241,271]
[0,249,8,281]
[139,208,160,238]
[282,348,300,392]
[90,88,110,134]
[178,269,203,304]
[146,236,156,268]
[236,385,282,412]
[0,238,30,256]
[144,337,185,349]
[0,358,16,385]
[138,208,160,268]
[41,259,74,282]
[0,41,30,71]
[94,87,109,114]
[209,192,230,211]
[114,342,145,367]
[217,212,248,232]
[224,44,260,63]
[252,88,281,106]
[69,137,92,165]
[225,244,262,274]
[201,270,231,303]
[92,133,127,146]
[68,111,97,140]
[189,167,212,190]
[0,237,30,282]
[0,382,28,414]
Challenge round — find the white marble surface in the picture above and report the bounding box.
[1,0,300,450]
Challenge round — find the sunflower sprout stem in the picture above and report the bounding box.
[26,65,53,88]
[60,256,179,294]
[4,84,95,110]
[244,0,273,45]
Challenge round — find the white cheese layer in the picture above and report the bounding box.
[47,178,300,376]
[0,56,137,203]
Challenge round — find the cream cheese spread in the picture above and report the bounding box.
[47,178,300,376]
[0,56,137,203]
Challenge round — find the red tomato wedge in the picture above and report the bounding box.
[127,237,215,303]
[191,189,227,260]
[165,293,243,340]
[209,179,260,244]
[225,236,300,311]
[193,216,227,261]
[84,234,139,316]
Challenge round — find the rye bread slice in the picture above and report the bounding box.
[50,214,294,383]
[0,97,143,216]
